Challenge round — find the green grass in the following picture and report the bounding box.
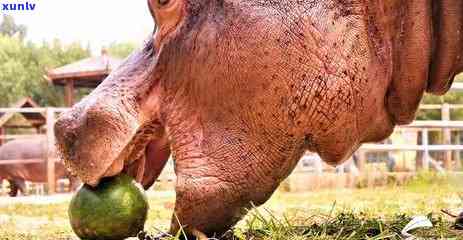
[0,173,462,239]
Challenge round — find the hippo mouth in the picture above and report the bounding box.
[92,123,171,190]
[69,137,170,190]
[55,102,170,190]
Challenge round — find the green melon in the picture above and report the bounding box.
[69,174,149,240]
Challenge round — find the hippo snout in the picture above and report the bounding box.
[55,100,140,186]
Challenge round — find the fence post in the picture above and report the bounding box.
[422,129,430,171]
[65,80,75,107]
[357,150,366,172]
[442,103,452,171]
[46,108,56,195]
[456,131,462,170]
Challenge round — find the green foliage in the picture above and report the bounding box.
[417,73,463,121]
[0,15,92,107]
[107,41,138,59]
[0,15,135,107]
[418,92,463,121]
[0,35,90,107]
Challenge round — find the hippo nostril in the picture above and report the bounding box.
[55,115,80,160]
[63,130,78,157]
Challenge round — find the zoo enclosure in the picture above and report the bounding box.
[1,104,463,194]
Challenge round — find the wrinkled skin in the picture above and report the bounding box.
[0,139,80,196]
[54,0,463,237]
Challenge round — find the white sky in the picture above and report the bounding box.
[6,0,154,55]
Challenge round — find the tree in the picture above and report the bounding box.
[107,42,138,59]
[0,15,27,39]
[29,40,91,106]
[0,16,142,107]
[0,34,90,107]
[417,73,463,121]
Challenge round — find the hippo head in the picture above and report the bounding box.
[55,0,463,236]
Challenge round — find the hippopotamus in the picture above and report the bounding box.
[0,139,79,196]
[54,0,463,237]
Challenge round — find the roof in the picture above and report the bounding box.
[0,97,46,128]
[47,52,123,88]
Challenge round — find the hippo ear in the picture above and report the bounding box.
[426,0,463,95]
[148,0,185,49]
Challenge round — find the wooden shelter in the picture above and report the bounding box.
[46,50,123,106]
[0,97,46,145]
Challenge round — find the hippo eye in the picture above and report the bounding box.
[157,0,169,6]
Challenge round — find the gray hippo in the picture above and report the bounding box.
[0,139,79,196]
[55,0,463,237]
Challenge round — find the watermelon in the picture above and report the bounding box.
[69,174,149,240]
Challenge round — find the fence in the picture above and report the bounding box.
[360,103,463,171]
[285,119,463,191]
[284,103,463,191]
[1,104,463,195]
[0,107,67,195]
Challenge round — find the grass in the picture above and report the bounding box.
[0,172,462,239]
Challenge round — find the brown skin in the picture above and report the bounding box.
[0,139,79,196]
[54,0,463,236]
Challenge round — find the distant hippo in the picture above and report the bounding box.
[0,139,79,197]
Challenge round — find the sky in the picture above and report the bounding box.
[5,0,154,55]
